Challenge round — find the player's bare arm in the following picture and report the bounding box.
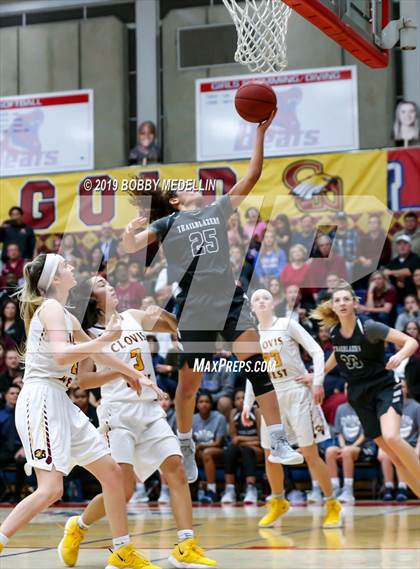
[77,357,123,390]
[39,300,121,367]
[71,314,160,396]
[128,306,177,334]
[324,352,338,375]
[384,328,419,370]
[122,216,157,253]
[228,109,277,208]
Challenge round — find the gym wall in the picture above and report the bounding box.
[0,16,128,169]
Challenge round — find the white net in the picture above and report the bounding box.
[223,0,292,73]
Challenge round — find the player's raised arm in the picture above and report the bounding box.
[229,109,276,208]
[122,215,158,253]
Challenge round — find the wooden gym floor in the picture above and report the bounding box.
[0,501,419,568]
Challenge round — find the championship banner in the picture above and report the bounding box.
[195,67,359,161]
[0,90,94,177]
[0,148,386,235]
[388,147,420,211]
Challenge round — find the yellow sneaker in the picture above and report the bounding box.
[168,538,218,568]
[106,544,162,569]
[258,498,290,528]
[57,516,86,567]
[322,498,343,529]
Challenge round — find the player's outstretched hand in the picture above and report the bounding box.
[133,371,167,400]
[295,372,313,387]
[102,313,122,343]
[312,385,325,405]
[126,375,143,397]
[241,405,253,427]
[126,216,148,234]
[385,353,405,370]
[258,108,277,132]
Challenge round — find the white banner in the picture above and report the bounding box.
[0,90,94,177]
[195,66,359,161]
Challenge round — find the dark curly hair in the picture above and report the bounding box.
[68,279,103,331]
[128,175,175,222]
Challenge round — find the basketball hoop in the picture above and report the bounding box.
[222,0,292,73]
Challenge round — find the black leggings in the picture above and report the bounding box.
[224,444,258,478]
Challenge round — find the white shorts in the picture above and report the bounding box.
[16,381,109,476]
[97,399,182,482]
[260,386,330,449]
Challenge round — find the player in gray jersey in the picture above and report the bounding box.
[378,379,420,501]
[310,281,420,499]
[122,110,304,483]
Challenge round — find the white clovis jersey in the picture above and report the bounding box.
[245,317,324,408]
[23,298,77,390]
[88,310,157,403]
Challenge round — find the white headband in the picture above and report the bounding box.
[38,254,65,293]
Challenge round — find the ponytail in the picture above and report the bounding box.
[16,255,47,334]
[311,280,358,329]
[311,299,340,329]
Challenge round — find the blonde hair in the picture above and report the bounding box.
[16,255,48,333]
[311,280,357,328]
[368,270,391,292]
[289,244,308,263]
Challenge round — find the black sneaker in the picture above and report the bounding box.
[396,488,407,502]
[382,488,394,501]
[200,489,218,504]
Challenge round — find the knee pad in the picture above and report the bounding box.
[244,354,275,397]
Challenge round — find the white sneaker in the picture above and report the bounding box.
[221,487,236,504]
[307,487,323,503]
[158,487,170,504]
[337,487,355,504]
[268,435,304,465]
[129,485,149,504]
[179,437,198,484]
[243,485,258,504]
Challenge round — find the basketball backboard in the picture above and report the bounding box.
[283,0,417,68]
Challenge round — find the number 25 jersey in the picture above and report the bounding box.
[330,318,392,383]
[149,193,235,302]
[88,310,156,403]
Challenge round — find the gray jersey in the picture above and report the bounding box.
[400,398,420,446]
[192,410,227,443]
[150,194,235,302]
[331,319,392,383]
[334,402,364,444]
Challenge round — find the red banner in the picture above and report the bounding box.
[388,148,420,211]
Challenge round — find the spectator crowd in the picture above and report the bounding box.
[0,204,419,504]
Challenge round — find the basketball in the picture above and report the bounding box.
[234,82,277,123]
